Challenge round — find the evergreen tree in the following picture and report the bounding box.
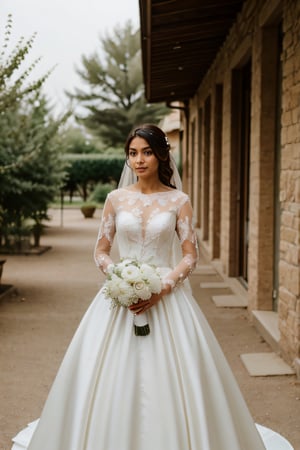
[70,21,168,148]
[0,15,68,248]
[0,15,49,114]
[0,14,51,176]
[60,126,104,154]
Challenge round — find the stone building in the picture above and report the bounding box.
[139,0,300,374]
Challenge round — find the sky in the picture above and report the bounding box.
[0,0,140,115]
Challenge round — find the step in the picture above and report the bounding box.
[252,310,280,353]
[211,294,247,308]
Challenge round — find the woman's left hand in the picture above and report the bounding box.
[128,286,171,315]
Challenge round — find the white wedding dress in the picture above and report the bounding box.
[13,188,278,449]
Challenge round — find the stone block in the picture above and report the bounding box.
[281,226,297,244]
[278,301,288,320]
[285,245,299,266]
[279,286,296,305]
[292,107,300,124]
[281,264,300,296]
[281,211,295,227]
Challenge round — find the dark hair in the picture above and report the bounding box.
[124,123,176,188]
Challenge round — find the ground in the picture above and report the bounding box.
[0,209,299,450]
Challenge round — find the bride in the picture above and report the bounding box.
[14,124,267,449]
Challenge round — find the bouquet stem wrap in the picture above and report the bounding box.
[134,313,150,336]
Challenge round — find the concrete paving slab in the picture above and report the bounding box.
[193,265,217,275]
[200,281,228,288]
[212,294,247,308]
[240,352,295,376]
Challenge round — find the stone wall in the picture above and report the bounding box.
[184,0,300,367]
[278,0,300,366]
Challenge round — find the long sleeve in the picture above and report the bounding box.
[163,198,198,289]
[94,195,116,274]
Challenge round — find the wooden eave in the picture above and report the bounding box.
[139,0,245,103]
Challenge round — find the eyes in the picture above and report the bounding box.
[129,149,153,157]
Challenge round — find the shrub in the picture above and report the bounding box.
[63,154,124,201]
[89,183,115,203]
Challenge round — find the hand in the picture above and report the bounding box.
[128,285,172,315]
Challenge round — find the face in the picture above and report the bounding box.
[128,136,159,180]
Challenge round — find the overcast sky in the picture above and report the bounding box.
[1,0,140,115]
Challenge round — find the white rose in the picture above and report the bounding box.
[121,265,142,282]
[139,263,155,279]
[118,286,136,306]
[105,274,121,298]
[147,274,162,294]
[118,278,131,293]
[133,281,152,300]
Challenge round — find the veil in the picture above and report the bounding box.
[118,161,137,188]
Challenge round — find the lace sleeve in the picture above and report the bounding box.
[94,195,116,274]
[162,198,198,289]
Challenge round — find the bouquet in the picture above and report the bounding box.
[103,259,162,336]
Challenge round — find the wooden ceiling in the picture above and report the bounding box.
[139,0,245,103]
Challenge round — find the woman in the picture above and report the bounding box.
[14,124,266,449]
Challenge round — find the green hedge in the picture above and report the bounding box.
[63,154,125,200]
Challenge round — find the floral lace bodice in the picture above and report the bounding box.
[94,188,198,288]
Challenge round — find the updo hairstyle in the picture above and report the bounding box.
[124,123,175,188]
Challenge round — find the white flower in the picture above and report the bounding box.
[117,259,134,270]
[147,274,162,294]
[121,265,142,282]
[105,274,122,298]
[103,259,162,309]
[118,286,136,306]
[140,264,162,294]
[133,281,152,300]
[139,263,155,279]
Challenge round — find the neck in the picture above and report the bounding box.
[136,177,165,194]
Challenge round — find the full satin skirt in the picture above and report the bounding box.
[19,284,266,450]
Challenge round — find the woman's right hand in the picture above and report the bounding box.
[128,285,172,315]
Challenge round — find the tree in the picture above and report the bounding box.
[70,21,168,148]
[0,15,68,249]
[63,154,124,201]
[0,15,49,116]
[59,126,105,154]
[0,93,68,248]
[0,14,52,177]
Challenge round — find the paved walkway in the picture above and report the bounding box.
[0,208,299,449]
